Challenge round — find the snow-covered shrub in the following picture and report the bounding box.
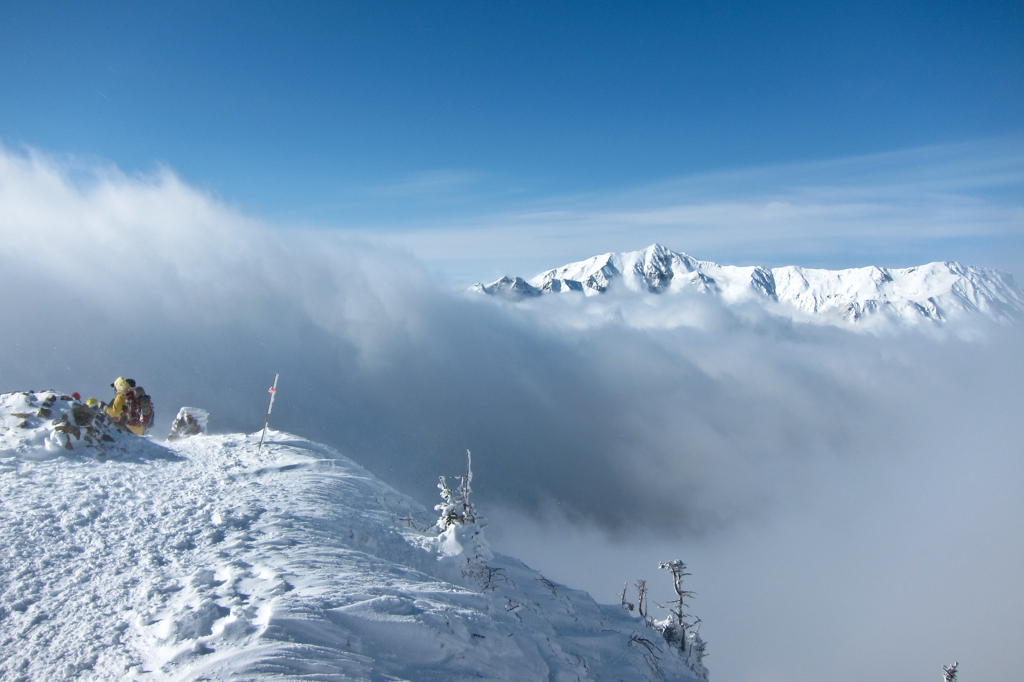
[435,449,477,529]
[432,451,493,585]
[686,624,710,681]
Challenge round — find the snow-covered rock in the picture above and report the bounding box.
[0,391,163,460]
[473,244,1024,325]
[0,397,706,681]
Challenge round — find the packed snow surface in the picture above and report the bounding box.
[0,392,705,681]
[472,244,1024,325]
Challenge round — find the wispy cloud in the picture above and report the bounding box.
[359,136,1024,283]
[365,169,487,198]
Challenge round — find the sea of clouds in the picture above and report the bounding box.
[1,146,1021,682]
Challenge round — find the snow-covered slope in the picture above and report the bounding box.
[0,391,706,682]
[472,244,1024,325]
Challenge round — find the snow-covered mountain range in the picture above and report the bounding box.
[0,391,706,682]
[473,244,1024,325]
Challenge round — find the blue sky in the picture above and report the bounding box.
[1,0,1022,280]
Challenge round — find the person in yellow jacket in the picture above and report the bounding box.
[105,377,131,422]
[105,377,154,436]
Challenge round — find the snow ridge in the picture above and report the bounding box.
[0,396,705,682]
[472,244,1024,325]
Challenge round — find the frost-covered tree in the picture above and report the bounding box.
[627,560,708,681]
[432,451,493,585]
[943,662,958,682]
[686,622,709,681]
[620,583,635,613]
[636,579,650,623]
[656,560,696,653]
[435,449,476,529]
[618,561,708,675]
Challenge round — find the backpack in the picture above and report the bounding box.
[127,387,154,428]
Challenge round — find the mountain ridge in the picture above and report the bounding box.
[472,244,1024,324]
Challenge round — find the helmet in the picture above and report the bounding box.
[112,377,134,393]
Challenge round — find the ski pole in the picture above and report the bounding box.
[257,373,278,453]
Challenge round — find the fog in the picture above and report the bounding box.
[2,147,1021,681]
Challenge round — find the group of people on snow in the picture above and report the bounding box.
[92,377,205,441]
[62,375,212,442]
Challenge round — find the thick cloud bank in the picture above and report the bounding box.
[0,147,1018,534]
[2,147,1022,680]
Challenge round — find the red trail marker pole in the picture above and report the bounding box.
[257,373,279,453]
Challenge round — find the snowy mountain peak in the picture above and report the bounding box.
[473,245,1024,325]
